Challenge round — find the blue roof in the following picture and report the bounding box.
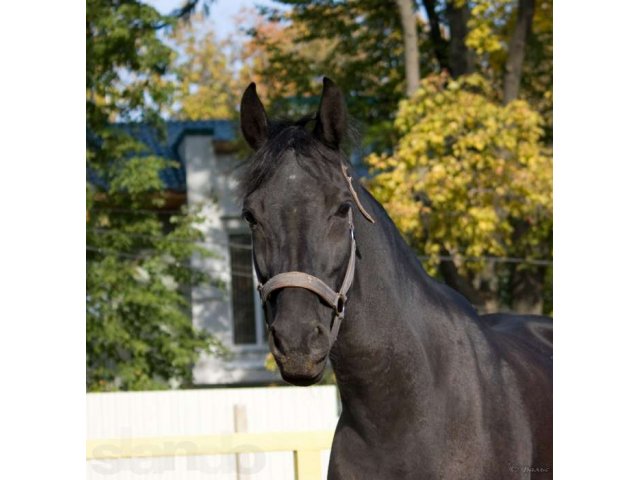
[89,120,236,192]
[88,118,374,190]
[127,120,236,191]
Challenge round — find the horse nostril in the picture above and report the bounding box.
[315,325,323,336]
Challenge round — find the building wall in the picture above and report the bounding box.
[182,135,278,385]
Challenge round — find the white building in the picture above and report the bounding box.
[128,120,279,386]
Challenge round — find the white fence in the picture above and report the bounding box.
[87,385,339,479]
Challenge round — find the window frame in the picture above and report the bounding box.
[225,223,267,352]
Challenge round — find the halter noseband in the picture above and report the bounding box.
[256,162,375,344]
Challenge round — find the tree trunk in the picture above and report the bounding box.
[445,0,474,78]
[502,0,540,311]
[508,218,546,315]
[395,0,421,96]
[421,0,450,73]
[511,267,544,314]
[503,0,535,103]
[437,248,504,313]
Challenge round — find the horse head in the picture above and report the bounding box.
[238,78,372,386]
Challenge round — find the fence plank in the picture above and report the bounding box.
[86,431,334,460]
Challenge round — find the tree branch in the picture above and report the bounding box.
[420,0,450,73]
[153,0,201,30]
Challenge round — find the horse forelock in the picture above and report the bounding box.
[236,116,358,200]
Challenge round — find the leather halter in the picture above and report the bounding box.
[256,162,375,344]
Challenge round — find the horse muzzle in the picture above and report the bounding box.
[268,324,330,386]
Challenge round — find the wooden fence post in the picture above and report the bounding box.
[294,449,323,480]
[234,404,249,480]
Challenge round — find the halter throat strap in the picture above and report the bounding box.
[341,163,375,224]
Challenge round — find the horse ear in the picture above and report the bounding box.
[240,82,269,150]
[314,77,347,149]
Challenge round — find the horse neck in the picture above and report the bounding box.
[330,187,481,432]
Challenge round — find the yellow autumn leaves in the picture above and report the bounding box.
[367,73,552,276]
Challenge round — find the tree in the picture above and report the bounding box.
[395,0,421,96]
[503,0,535,103]
[519,0,552,139]
[240,0,553,312]
[446,0,476,77]
[171,13,238,120]
[421,0,449,72]
[86,0,224,391]
[367,74,552,313]
[238,10,337,115]
[245,0,434,149]
[418,0,551,116]
[387,0,552,312]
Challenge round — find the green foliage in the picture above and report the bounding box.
[86,0,224,391]
[367,73,552,311]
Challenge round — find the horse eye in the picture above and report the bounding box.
[335,202,351,217]
[242,210,257,226]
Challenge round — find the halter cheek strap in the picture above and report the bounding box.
[256,163,374,345]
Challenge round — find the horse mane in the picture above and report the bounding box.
[236,115,359,199]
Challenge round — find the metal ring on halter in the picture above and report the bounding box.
[336,294,346,317]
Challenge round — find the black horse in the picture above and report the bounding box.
[238,78,552,479]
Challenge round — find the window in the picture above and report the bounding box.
[228,233,261,345]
